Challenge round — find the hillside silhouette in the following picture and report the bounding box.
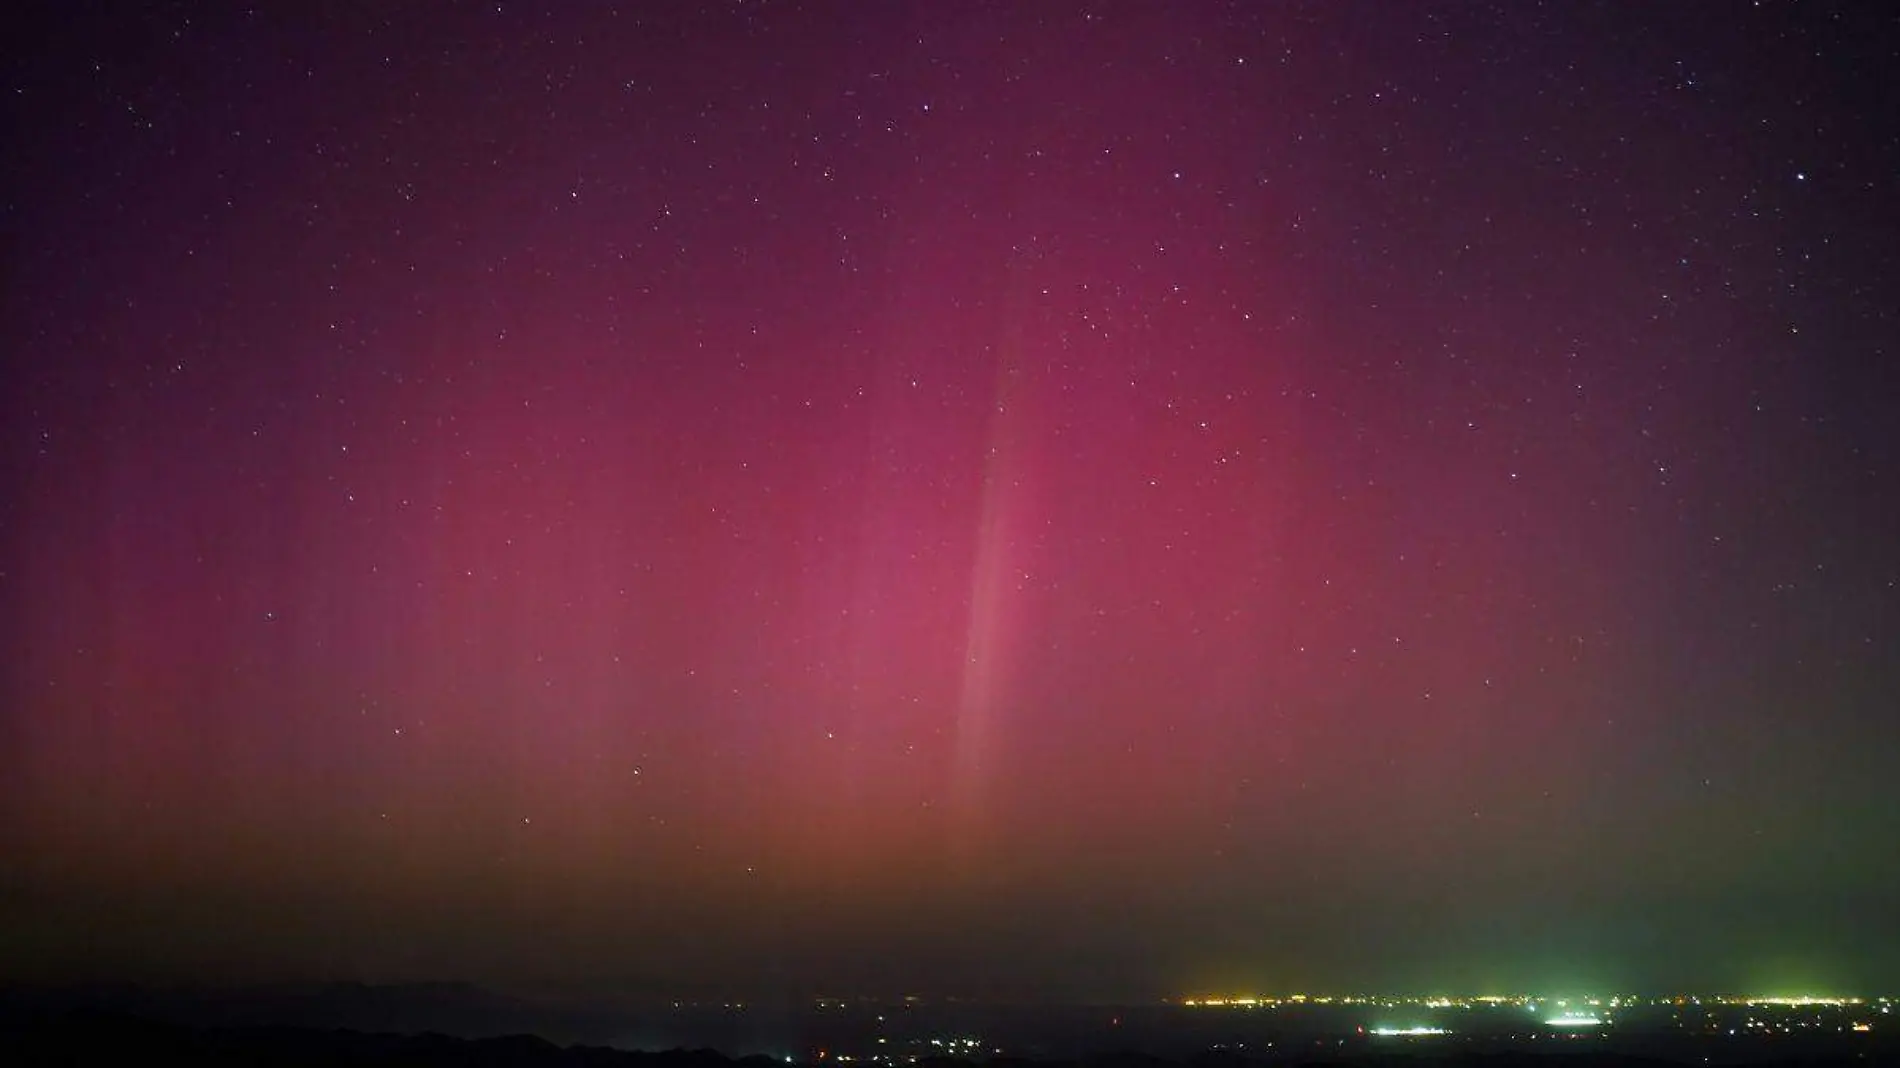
[1,1001,1882,1068]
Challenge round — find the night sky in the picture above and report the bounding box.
[4,1,1899,1001]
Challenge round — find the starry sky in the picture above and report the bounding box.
[4,1,1899,1001]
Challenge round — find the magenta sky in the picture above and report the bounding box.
[5,2,1899,998]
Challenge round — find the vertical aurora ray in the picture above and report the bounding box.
[949,323,1034,869]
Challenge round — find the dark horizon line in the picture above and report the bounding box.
[6,978,1892,1004]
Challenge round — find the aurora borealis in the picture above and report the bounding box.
[4,2,1898,1000]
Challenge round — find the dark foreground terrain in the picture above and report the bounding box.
[3,1005,1895,1068]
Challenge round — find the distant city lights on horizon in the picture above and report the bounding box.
[1178,992,1872,1008]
